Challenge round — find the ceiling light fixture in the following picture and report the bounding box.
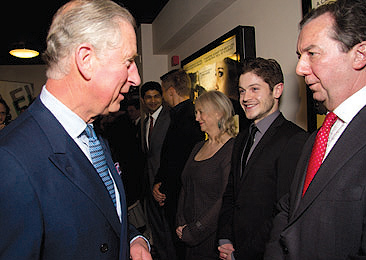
[9,48,39,58]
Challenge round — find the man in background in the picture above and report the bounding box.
[153,69,205,259]
[140,81,174,260]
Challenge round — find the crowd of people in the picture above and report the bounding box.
[1,0,366,260]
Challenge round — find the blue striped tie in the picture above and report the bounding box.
[84,124,116,208]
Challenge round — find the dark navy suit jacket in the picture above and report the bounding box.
[0,97,139,259]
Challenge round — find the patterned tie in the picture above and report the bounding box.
[84,124,117,207]
[302,112,338,196]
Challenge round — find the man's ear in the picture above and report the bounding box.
[75,43,94,81]
[167,86,175,96]
[353,41,366,70]
[273,83,284,99]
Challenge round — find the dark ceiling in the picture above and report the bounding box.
[0,0,168,65]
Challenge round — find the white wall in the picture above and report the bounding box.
[151,0,307,129]
[137,24,168,83]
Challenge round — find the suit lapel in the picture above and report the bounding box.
[31,98,122,236]
[240,114,285,185]
[232,131,249,190]
[290,106,366,223]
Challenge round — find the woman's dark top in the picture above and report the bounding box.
[176,138,235,260]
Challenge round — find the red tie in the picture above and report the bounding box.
[302,112,338,196]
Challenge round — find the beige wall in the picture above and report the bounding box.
[0,65,46,96]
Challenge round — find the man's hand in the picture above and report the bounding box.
[218,243,235,260]
[152,182,166,206]
[130,237,152,260]
[176,225,187,240]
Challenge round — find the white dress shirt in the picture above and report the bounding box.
[39,86,122,221]
[325,86,366,160]
[145,105,162,149]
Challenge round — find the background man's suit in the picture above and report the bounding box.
[0,98,139,260]
[265,106,366,260]
[142,105,170,188]
[142,105,176,260]
[218,113,308,260]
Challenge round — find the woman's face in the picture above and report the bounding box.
[195,102,220,134]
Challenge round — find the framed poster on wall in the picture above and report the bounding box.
[181,26,256,101]
[302,0,333,132]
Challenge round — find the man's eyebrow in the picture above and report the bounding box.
[297,44,317,56]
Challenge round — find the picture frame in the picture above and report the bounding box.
[181,26,256,101]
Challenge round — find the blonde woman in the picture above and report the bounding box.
[176,90,238,260]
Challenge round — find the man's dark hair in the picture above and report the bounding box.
[240,57,284,91]
[300,0,366,52]
[140,81,162,99]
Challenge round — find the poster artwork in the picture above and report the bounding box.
[312,0,333,8]
[183,35,237,101]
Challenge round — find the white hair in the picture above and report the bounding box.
[43,0,135,79]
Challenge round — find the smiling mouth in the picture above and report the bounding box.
[244,104,257,110]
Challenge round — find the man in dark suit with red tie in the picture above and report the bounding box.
[218,58,308,260]
[264,0,366,259]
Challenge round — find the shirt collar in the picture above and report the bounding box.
[40,85,87,139]
[333,86,366,124]
[150,105,163,120]
[255,110,280,134]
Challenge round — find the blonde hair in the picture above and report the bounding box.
[43,0,135,79]
[195,90,238,142]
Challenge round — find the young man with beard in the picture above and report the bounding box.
[218,58,308,260]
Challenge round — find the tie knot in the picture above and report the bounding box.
[250,124,258,136]
[322,112,338,130]
[84,124,97,140]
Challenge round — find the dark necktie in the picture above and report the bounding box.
[148,116,154,147]
[241,123,258,176]
[84,124,117,207]
[302,112,338,196]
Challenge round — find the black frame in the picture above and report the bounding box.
[181,25,256,68]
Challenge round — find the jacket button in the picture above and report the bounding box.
[100,243,109,253]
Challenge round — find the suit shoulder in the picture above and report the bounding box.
[280,118,308,135]
[0,111,37,145]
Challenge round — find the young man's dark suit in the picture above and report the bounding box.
[265,105,366,260]
[218,112,308,260]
